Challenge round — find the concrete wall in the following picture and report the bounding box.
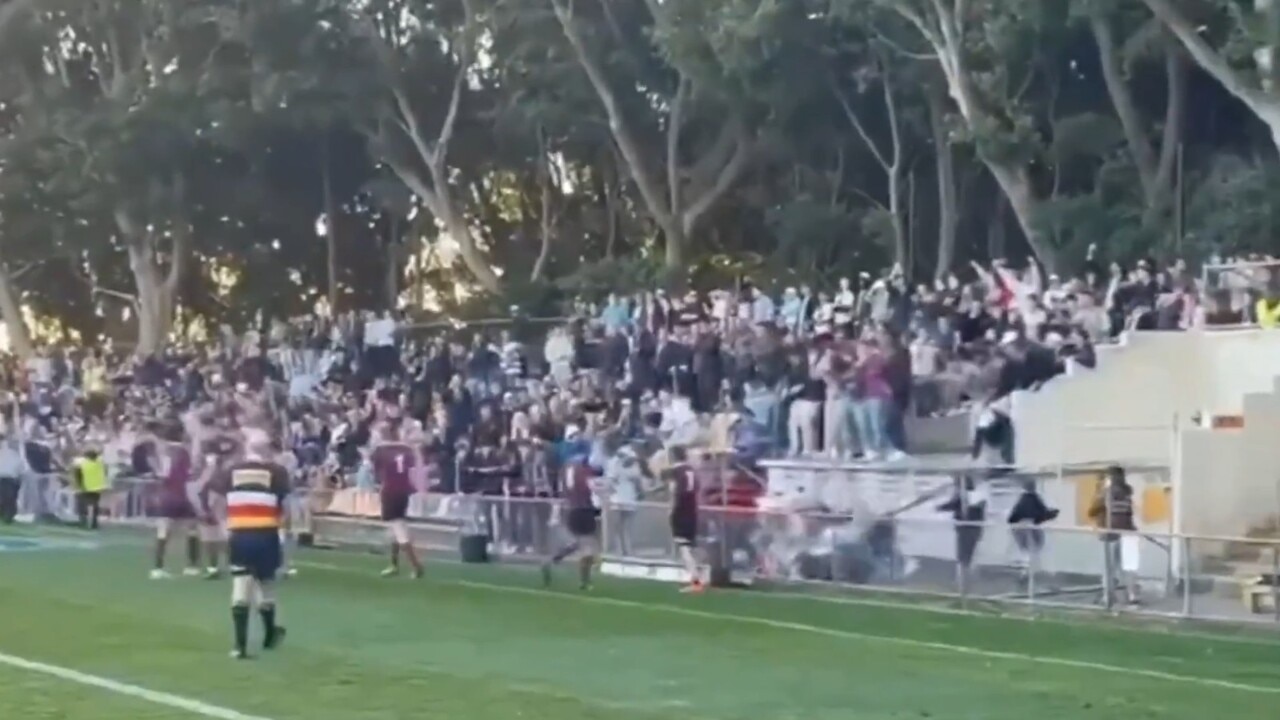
[1014,329,1280,469]
[1176,392,1280,541]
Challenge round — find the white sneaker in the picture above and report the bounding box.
[886,449,908,462]
[862,451,881,462]
[182,567,202,578]
[284,567,298,578]
[149,569,171,580]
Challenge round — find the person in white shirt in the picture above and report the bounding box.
[603,444,646,555]
[812,292,835,334]
[833,278,856,327]
[364,310,399,378]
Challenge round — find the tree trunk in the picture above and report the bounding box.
[985,161,1055,272]
[663,221,686,269]
[987,191,1008,260]
[930,90,958,280]
[385,217,400,311]
[0,266,32,360]
[549,0,747,277]
[115,204,186,357]
[127,243,173,357]
[322,137,340,314]
[888,176,906,268]
[1143,45,1187,228]
[1092,14,1187,228]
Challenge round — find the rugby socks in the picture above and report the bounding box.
[186,536,200,568]
[153,539,167,570]
[205,543,221,574]
[577,556,592,590]
[403,543,423,577]
[550,542,577,565]
[231,605,250,658]
[260,605,278,649]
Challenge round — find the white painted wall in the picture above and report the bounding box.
[1014,329,1280,469]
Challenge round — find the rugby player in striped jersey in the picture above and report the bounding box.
[225,430,290,660]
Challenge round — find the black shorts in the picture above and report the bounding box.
[381,492,410,522]
[229,530,282,581]
[671,509,698,547]
[566,507,598,538]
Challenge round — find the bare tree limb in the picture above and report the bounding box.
[549,0,672,228]
[680,131,750,235]
[667,76,688,220]
[832,79,890,171]
[1142,0,1268,112]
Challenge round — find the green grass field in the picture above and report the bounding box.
[0,527,1277,720]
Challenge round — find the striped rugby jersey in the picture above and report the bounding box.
[225,460,290,531]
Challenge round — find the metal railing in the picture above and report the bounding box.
[31,471,1278,628]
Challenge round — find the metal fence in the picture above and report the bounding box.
[31,470,1280,628]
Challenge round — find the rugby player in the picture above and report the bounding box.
[275,438,301,578]
[196,415,241,579]
[669,447,704,593]
[225,430,290,660]
[540,452,600,590]
[150,427,203,579]
[370,404,424,578]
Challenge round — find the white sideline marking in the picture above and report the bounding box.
[10,527,1280,690]
[299,560,1280,696]
[0,652,273,719]
[16,524,1280,648]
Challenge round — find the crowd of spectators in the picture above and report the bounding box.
[0,251,1274,528]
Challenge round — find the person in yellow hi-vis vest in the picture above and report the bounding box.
[1255,287,1280,329]
[73,449,109,530]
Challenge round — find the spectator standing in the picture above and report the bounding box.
[0,435,24,523]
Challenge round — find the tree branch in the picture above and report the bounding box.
[833,79,890,171]
[667,76,688,220]
[1091,11,1157,192]
[550,0,673,228]
[1142,0,1268,112]
[433,0,474,172]
[680,131,750,236]
[0,0,35,37]
[1153,42,1186,197]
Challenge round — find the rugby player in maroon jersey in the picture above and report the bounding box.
[149,424,203,579]
[540,452,601,590]
[194,415,242,579]
[370,404,424,578]
[668,447,705,593]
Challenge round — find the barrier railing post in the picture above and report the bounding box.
[718,455,729,586]
[1027,529,1039,611]
[1102,532,1116,613]
[1272,544,1279,624]
[1179,535,1192,619]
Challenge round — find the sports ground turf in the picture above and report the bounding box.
[0,527,1276,719]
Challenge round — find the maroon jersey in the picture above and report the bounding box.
[372,442,416,497]
[564,463,594,509]
[155,442,197,519]
[671,466,699,516]
[161,443,193,492]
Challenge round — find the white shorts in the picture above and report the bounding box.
[156,517,194,540]
[199,521,228,543]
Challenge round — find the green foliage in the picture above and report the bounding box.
[0,0,1272,349]
[1183,155,1280,261]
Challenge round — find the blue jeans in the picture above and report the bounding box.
[851,397,887,455]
